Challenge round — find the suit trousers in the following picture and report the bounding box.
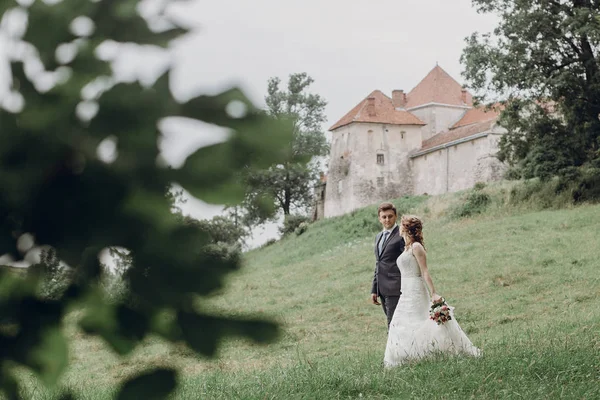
[380,295,400,328]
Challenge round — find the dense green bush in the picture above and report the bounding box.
[508,167,600,209]
[451,187,491,219]
[473,182,487,191]
[280,214,310,236]
[294,221,309,236]
[204,242,242,264]
[263,239,277,247]
[569,167,600,203]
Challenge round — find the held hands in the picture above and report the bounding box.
[371,293,381,305]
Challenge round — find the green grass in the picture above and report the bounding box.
[11,187,600,399]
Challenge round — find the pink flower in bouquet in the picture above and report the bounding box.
[429,298,453,325]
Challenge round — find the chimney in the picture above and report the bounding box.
[392,89,407,109]
[461,87,468,104]
[366,97,376,116]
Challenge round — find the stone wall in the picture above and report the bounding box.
[410,128,506,196]
[324,122,422,217]
[409,104,468,140]
[311,182,326,221]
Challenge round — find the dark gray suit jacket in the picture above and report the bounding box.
[371,225,405,297]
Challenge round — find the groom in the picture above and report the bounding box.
[370,202,405,328]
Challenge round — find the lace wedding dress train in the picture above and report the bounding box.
[384,246,481,367]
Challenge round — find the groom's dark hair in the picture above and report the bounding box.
[378,202,397,216]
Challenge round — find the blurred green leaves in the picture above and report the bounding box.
[115,368,177,400]
[0,0,290,398]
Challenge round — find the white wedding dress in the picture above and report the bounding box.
[384,245,481,367]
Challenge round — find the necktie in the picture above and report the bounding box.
[379,231,389,255]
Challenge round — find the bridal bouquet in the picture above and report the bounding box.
[429,298,452,325]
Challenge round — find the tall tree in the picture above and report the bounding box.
[461,0,600,179]
[0,0,292,398]
[243,73,328,225]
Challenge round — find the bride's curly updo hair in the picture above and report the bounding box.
[401,215,425,250]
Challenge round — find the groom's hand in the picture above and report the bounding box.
[371,293,380,305]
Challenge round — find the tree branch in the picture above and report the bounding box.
[563,35,583,56]
[274,193,285,210]
[549,58,579,72]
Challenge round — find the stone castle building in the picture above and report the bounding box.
[316,65,506,219]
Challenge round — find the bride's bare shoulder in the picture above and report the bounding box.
[412,242,426,253]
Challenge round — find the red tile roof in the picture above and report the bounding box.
[419,120,495,151]
[451,105,501,129]
[406,65,473,109]
[329,90,425,131]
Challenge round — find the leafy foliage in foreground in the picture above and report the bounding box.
[0,0,292,398]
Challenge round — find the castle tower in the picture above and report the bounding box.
[324,90,425,218]
[404,65,473,141]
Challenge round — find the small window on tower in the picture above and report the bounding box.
[377,154,385,165]
[377,177,384,187]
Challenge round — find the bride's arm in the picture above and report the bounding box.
[413,243,442,303]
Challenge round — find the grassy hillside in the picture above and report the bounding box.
[14,184,600,399]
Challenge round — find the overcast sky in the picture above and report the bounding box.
[162,0,498,246]
[168,0,497,118]
[0,0,499,249]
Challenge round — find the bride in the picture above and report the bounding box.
[384,215,481,367]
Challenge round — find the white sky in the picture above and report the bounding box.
[165,0,498,247]
[0,0,499,249]
[167,0,497,120]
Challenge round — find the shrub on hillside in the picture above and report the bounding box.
[451,186,491,219]
[509,179,546,205]
[204,242,241,264]
[262,238,278,248]
[294,222,309,236]
[504,166,523,180]
[509,167,600,209]
[569,167,600,203]
[280,215,310,236]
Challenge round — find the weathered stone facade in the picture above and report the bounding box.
[324,122,423,217]
[320,65,507,218]
[311,180,326,221]
[409,104,470,140]
[410,128,507,196]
